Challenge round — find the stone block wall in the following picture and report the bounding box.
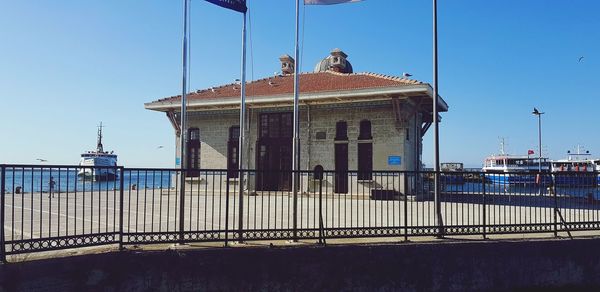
[174,100,423,194]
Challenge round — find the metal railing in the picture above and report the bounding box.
[1,164,600,262]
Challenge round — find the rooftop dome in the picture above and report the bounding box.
[314,48,353,74]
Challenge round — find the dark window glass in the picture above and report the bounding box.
[281,113,292,138]
[268,114,280,138]
[186,127,201,177]
[260,115,269,138]
[335,121,348,140]
[227,126,240,178]
[359,120,372,140]
[189,128,200,141]
[358,143,373,180]
[229,126,240,140]
[259,113,292,139]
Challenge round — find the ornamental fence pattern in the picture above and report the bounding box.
[1,164,600,262]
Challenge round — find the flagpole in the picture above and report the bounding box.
[432,0,443,237]
[178,0,190,245]
[291,0,301,242]
[237,11,247,243]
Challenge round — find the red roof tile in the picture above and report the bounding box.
[150,71,424,104]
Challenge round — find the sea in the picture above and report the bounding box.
[1,169,173,193]
[1,169,599,199]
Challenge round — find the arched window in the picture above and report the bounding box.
[186,127,200,177]
[228,126,240,178]
[359,120,372,140]
[335,121,348,141]
[357,120,372,180]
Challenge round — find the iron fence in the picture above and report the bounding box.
[1,164,600,262]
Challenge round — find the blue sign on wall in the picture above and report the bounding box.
[388,156,401,166]
[175,157,181,166]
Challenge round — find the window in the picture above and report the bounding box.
[357,120,373,180]
[357,143,373,180]
[228,126,240,178]
[359,120,372,140]
[335,121,348,141]
[189,128,200,141]
[186,128,200,177]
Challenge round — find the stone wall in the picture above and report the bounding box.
[175,100,423,194]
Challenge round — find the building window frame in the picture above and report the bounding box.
[227,126,240,178]
[357,119,373,180]
[186,127,200,177]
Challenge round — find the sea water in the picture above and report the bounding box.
[1,169,173,193]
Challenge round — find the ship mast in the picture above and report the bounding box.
[96,122,104,153]
[499,137,506,155]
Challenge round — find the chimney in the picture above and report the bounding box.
[329,48,348,72]
[279,54,295,75]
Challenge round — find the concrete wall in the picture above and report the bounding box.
[3,238,600,291]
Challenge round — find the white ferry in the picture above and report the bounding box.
[77,123,118,181]
[550,146,596,187]
[482,142,550,185]
[593,159,600,186]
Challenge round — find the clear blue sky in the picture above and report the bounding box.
[1,0,599,168]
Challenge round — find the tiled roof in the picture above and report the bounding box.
[150,71,424,104]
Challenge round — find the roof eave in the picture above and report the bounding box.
[145,84,441,112]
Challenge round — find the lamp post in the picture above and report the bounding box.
[532,107,544,196]
[532,108,544,173]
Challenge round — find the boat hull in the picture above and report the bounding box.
[552,173,596,187]
[440,174,465,185]
[485,173,551,185]
[78,157,118,181]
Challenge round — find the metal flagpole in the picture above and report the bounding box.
[291,0,301,242]
[432,0,443,237]
[178,0,190,244]
[237,11,248,243]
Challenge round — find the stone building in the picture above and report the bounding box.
[145,49,448,194]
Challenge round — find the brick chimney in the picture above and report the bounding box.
[279,54,295,75]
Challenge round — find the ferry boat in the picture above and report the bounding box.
[482,142,550,185]
[593,159,600,186]
[77,123,118,181]
[550,147,596,187]
[440,162,465,184]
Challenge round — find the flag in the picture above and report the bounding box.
[528,150,534,155]
[205,0,247,13]
[305,0,362,4]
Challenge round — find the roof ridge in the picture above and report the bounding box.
[358,72,422,85]
[323,70,353,76]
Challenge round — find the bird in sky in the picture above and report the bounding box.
[403,72,412,78]
[36,158,48,162]
[157,146,164,149]
[578,56,585,62]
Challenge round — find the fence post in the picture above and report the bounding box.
[293,170,298,242]
[553,177,558,237]
[314,166,324,244]
[1,165,6,263]
[224,174,230,246]
[403,172,409,242]
[482,173,487,240]
[435,170,445,238]
[237,169,244,243]
[178,170,186,245]
[118,167,125,250]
